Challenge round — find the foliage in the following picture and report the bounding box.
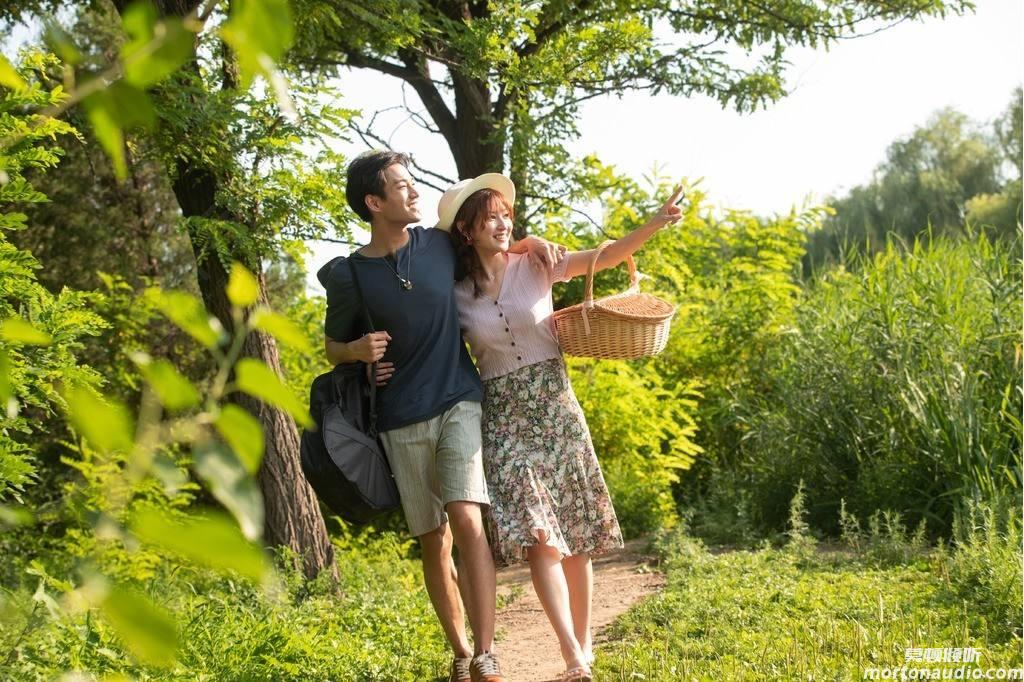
[939,496,1024,641]
[783,480,817,563]
[6,11,195,295]
[1,4,1020,679]
[681,468,759,547]
[148,61,357,267]
[275,289,325,392]
[568,356,701,537]
[5,1,358,277]
[994,87,1022,180]
[540,159,824,519]
[598,525,1023,679]
[805,96,1022,272]
[726,235,1021,535]
[1,533,450,680]
[291,0,968,238]
[837,499,930,569]
[0,68,108,503]
[0,236,316,679]
[4,0,360,575]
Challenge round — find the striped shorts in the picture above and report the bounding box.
[379,401,489,537]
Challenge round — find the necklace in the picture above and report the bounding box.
[381,245,413,291]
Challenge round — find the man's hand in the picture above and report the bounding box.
[367,361,395,386]
[350,331,391,363]
[519,235,567,270]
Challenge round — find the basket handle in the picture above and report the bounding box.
[581,240,641,335]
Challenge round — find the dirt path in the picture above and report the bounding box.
[494,538,665,682]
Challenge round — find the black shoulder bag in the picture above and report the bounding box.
[299,258,401,524]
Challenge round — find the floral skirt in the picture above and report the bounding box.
[481,357,623,568]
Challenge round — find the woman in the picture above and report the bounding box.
[444,174,682,681]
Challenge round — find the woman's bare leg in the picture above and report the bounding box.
[562,553,594,662]
[526,538,587,670]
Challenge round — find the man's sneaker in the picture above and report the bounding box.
[469,652,505,682]
[449,656,472,682]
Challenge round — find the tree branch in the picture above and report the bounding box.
[350,122,453,192]
[522,191,609,237]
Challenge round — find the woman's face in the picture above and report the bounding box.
[467,196,513,254]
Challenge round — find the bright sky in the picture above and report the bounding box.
[304,0,1022,293]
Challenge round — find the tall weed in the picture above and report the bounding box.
[732,235,1021,534]
[942,495,1023,642]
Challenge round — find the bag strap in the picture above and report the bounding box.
[346,257,380,436]
[582,240,641,335]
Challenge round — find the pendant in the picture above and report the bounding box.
[401,278,413,291]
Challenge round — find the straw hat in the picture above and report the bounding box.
[435,173,516,232]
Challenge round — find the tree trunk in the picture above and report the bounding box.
[450,72,504,178]
[112,0,336,579]
[174,158,337,581]
[508,93,531,240]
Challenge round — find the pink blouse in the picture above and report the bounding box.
[455,253,571,381]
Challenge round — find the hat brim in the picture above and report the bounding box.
[435,173,516,232]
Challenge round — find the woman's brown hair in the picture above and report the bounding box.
[449,189,515,298]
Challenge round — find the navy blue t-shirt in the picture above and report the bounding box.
[316,226,483,432]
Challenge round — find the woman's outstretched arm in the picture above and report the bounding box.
[562,186,684,280]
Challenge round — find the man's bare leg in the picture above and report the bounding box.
[445,501,496,654]
[419,522,473,658]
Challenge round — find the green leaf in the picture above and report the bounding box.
[0,350,10,402]
[64,386,135,454]
[147,289,223,349]
[251,309,312,353]
[193,442,264,540]
[100,585,178,667]
[132,508,267,581]
[120,0,156,40]
[221,0,293,88]
[227,262,259,307]
[0,504,33,529]
[82,81,156,179]
[131,353,200,411]
[121,2,194,87]
[0,53,26,90]
[83,98,125,179]
[234,358,312,428]
[152,454,189,496]
[42,20,81,66]
[0,318,52,345]
[214,404,264,474]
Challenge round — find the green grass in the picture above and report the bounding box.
[595,530,1023,681]
[1,531,454,681]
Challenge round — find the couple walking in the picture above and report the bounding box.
[318,151,682,681]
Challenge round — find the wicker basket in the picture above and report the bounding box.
[552,241,676,359]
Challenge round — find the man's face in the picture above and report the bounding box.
[370,163,421,225]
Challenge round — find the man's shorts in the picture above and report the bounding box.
[379,400,489,537]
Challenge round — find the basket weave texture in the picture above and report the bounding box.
[552,241,676,359]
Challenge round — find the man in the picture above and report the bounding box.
[318,150,561,682]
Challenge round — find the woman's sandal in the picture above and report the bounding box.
[560,666,592,682]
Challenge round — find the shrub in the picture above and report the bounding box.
[567,356,702,536]
[942,495,1023,642]
[731,235,1021,535]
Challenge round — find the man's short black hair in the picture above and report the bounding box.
[346,150,413,222]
